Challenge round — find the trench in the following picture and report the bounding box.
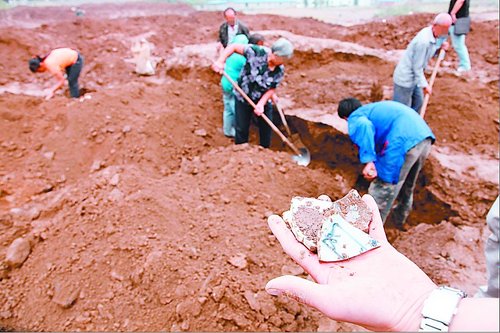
[277,114,459,227]
[162,61,461,227]
[2,36,487,229]
[159,38,464,228]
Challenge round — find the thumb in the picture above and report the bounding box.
[362,194,388,243]
[266,275,331,312]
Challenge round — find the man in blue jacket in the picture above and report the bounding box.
[337,98,435,230]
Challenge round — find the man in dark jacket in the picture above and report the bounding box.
[218,7,250,49]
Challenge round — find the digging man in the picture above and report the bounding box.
[392,13,451,113]
[337,98,435,231]
[29,47,84,100]
[212,38,294,148]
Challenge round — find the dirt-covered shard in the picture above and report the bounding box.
[331,189,371,233]
[282,189,372,252]
[283,196,334,252]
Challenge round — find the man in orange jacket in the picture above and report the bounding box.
[29,48,84,100]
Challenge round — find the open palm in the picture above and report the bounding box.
[266,194,437,332]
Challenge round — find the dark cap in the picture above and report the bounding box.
[28,57,41,73]
[249,33,265,45]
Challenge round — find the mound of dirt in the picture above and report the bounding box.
[0,3,498,332]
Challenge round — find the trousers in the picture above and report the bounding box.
[65,53,84,98]
[222,90,236,137]
[234,98,273,148]
[449,25,471,71]
[393,83,424,114]
[369,138,433,226]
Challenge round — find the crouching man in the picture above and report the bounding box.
[337,98,435,230]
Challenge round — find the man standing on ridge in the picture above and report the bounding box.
[217,7,250,51]
[392,13,451,113]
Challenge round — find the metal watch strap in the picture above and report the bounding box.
[419,286,467,332]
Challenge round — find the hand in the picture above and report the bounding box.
[45,90,55,100]
[441,41,450,51]
[451,13,457,23]
[254,104,264,116]
[423,86,432,96]
[362,161,377,181]
[265,194,437,332]
[271,93,279,105]
[211,60,224,74]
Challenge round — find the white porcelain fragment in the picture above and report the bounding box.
[317,214,380,262]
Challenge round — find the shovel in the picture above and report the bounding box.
[273,97,293,137]
[273,98,310,157]
[420,48,446,119]
[222,71,311,167]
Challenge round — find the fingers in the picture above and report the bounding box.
[267,215,324,278]
[266,275,331,311]
[317,194,332,202]
[361,194,387,243]
[211,62,223,74]
[363,173,376,181]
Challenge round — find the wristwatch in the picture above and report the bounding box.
[419,286,467,332]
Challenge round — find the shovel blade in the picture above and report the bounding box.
[291,147,311,167]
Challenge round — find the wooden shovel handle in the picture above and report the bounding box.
[420,48,446,119]
[222,72,302,156]
[274,100,293,137]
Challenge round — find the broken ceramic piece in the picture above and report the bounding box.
[283,196,336,252]
[282,190,371,252]
[282,189,378,260]
[317,214,380,262]
[331,189,371,233]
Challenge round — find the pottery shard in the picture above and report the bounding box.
[332,189,371,233]
[5,237,31,268]
[194,129,207,137]
[282,189,371,253]
[283,196,337,252]
[52,281,80,309]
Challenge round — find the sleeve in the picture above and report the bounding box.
[269,66,284,89]
[410,41,429,88]
[240,22,250,37]
[348,117,377,164]
[243,44,257,59]
[218,23,226,47]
